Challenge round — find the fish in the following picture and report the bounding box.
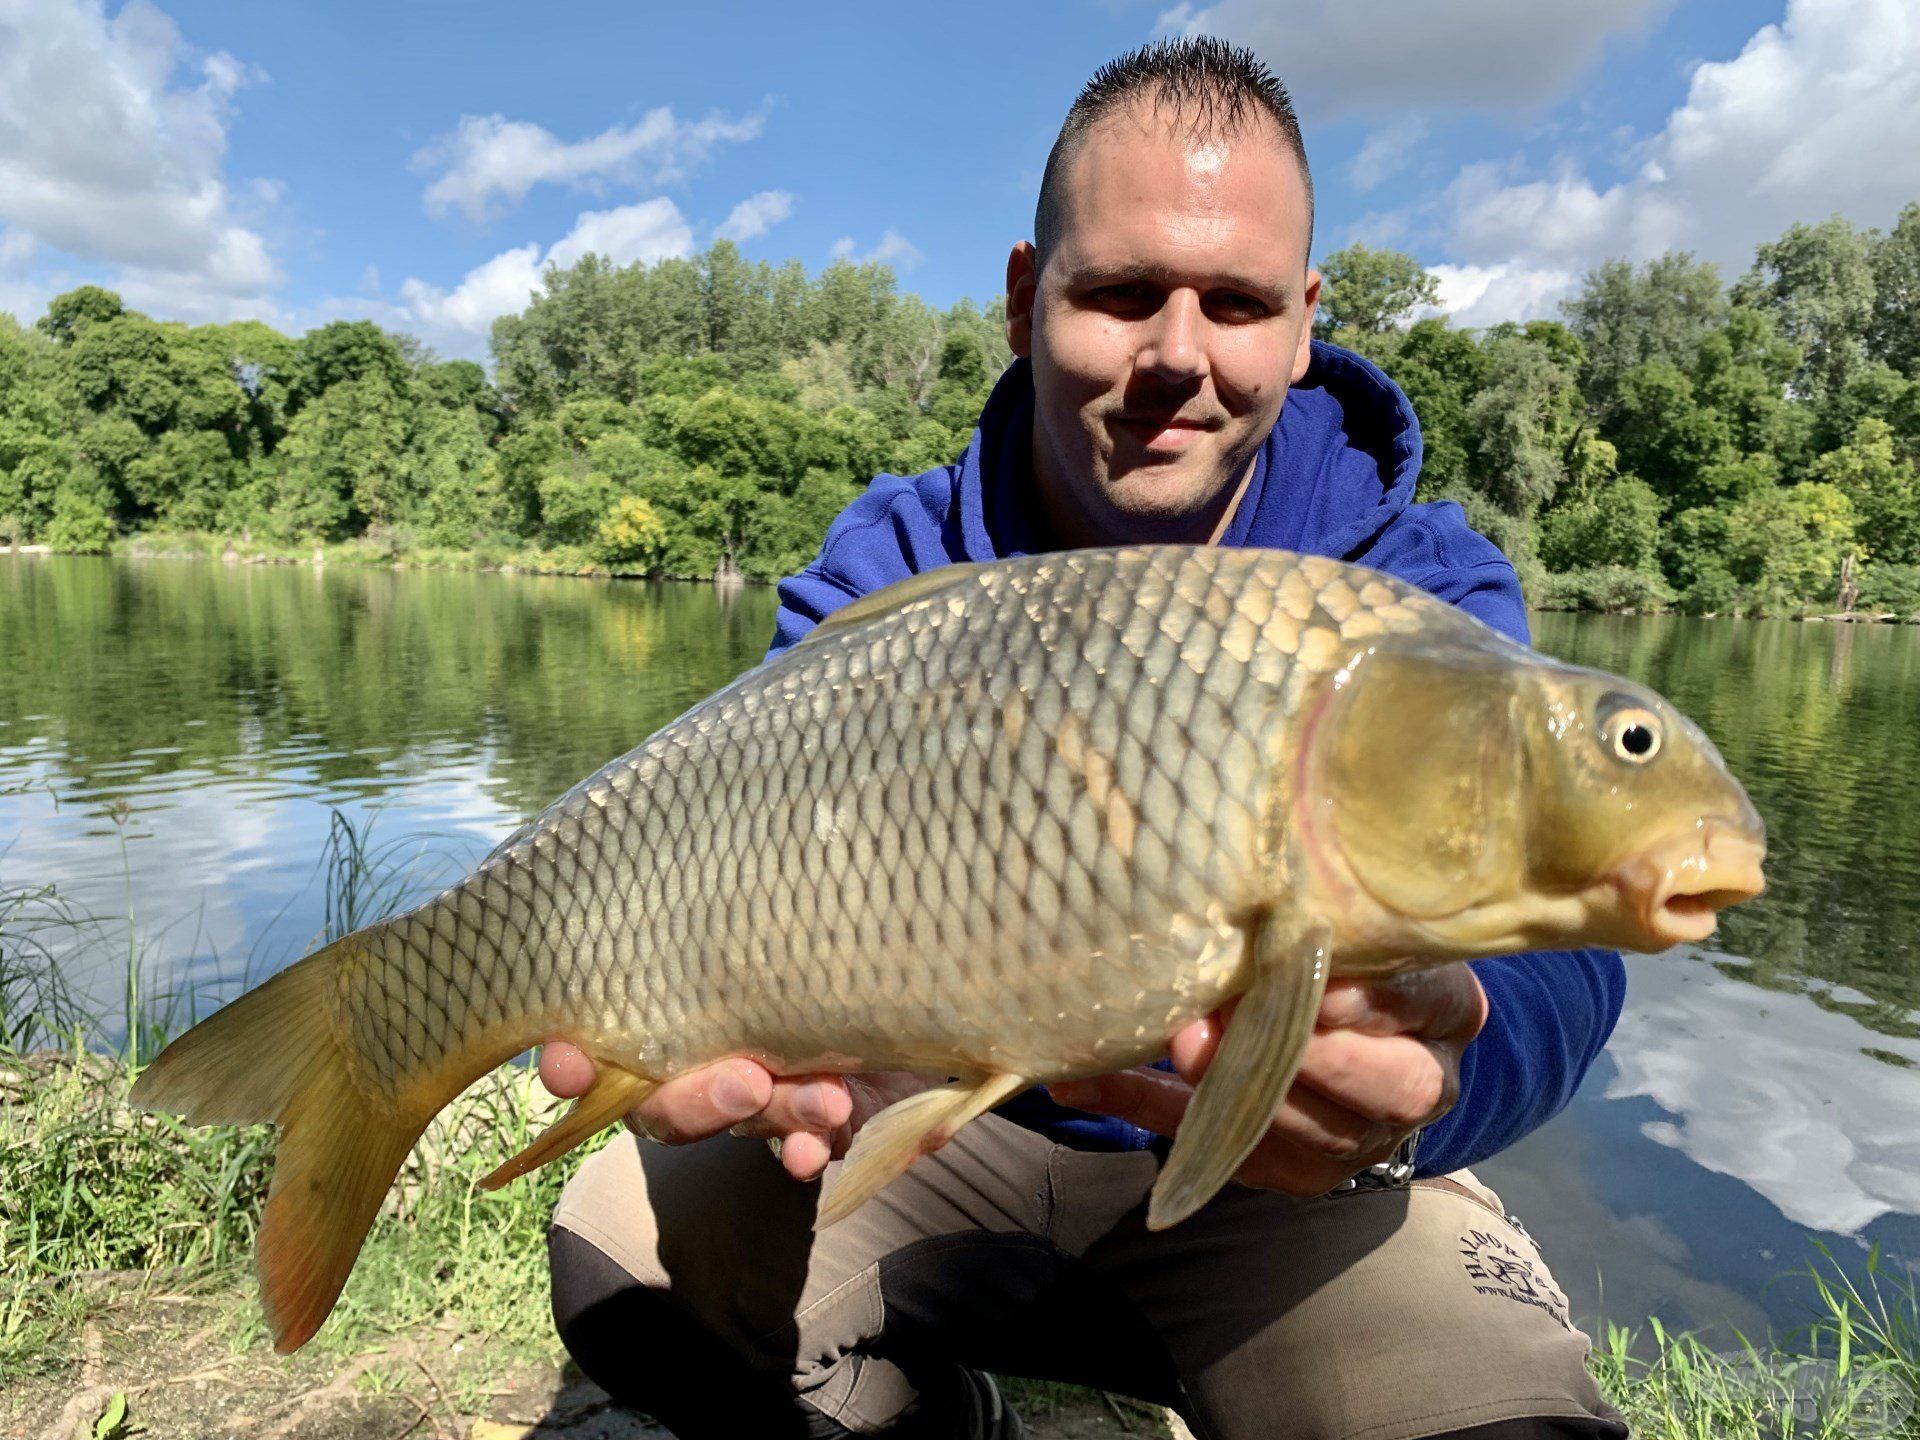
[130,544,1767,1353]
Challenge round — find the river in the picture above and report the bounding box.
[3,554,1918,1345]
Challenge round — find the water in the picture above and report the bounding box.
[4,556,1918,1342]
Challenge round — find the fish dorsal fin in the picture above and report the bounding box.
[797,563,991,646]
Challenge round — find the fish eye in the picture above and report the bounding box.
[1597,697,1663,765]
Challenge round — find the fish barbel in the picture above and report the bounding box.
[131,545,1766,1352]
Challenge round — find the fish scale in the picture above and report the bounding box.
[332,546,1442,1095]
[130,542,1768,1353]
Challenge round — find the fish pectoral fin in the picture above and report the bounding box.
[815,1072,1029,1230]
[1148,919,1333,1231]
[479,1067,656,1192]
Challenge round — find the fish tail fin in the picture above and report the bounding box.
[130,937,429,1354]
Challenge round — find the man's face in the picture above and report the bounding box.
[1007,107,1319,548]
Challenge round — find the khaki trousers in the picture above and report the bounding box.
[549,1114,1626,1440]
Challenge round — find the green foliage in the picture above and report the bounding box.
[6,213,1920,610]
[1722,483,1858,615]
[1536,565,1675,614]
[594,494,669,573]
[1810,418,1920,563]
[1734,215,1878,402]
[1564,253,1727,419]
[45,483,114,554]
[1856,562,1920,615]
[1540,478,1663,573]
[1315,243,1441,337]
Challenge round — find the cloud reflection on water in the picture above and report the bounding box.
[1605,948,1920,1235]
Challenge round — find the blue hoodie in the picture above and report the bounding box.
[767,343,1626,1178]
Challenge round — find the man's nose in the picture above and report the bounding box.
[1137,289,1206,382]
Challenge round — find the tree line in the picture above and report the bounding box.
[2,213,1918,614]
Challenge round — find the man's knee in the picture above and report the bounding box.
[549,1223,846,1438]
[1102,1172,1628,1440]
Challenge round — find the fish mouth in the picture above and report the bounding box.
[1609,820,1767,949]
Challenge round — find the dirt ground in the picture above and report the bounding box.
[4,1288,1181,1440]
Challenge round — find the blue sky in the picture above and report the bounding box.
[2,0,1915,359]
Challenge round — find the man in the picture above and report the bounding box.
[539,38,1629,1440]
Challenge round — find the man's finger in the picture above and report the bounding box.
[538,1041,596,1099]
[1293,1029,1462,1130]
[725,1076,855,1141]
[626,1059,773,1143]
[1048,1067,1195,1137]
[775,1129,835,1181]
[1053,1063,1401,1165]
[1315,966,1488,1043]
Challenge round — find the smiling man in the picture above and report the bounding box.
[539,39,1629,1440]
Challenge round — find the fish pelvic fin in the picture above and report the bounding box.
[815,1072,1028,1230]
[129,937,428,1354]
[1147,918,1333,1232]
[479,1067,655,1192]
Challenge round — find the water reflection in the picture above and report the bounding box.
[1607,949,1920,1235]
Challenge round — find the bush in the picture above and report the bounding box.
[1540,478,1663,572]
[1537,565,1675,613]
[1856,562,1920,616]
[43,488,112,554]
[594,495,668,573]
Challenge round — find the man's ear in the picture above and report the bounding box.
[1292,267,1322,384]
[1006,242,1038,358]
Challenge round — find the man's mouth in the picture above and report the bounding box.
[1112,416,1216,450]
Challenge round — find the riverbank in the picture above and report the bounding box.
[5,1045,1916,1439]
[0,1048,1179,1440]
[11,536,1919,623]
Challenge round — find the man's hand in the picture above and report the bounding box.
[538,1043,931,1183]
[1046,963,1488,1199]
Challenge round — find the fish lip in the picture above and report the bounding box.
[1608,820,1767,949]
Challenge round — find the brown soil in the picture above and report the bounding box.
[3,1287,1179,1440]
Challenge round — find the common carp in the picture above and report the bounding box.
[131,545,1766,1352]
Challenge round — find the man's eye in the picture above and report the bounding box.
[1091,284,1152,308]
[1211,292,1267,318]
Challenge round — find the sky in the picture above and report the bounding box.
[1,0,1916,360]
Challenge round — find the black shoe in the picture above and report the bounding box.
[958,1370,1025,1440]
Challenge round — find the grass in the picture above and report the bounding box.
[4,809,1920,1435]
[1590,1244,1920,1436]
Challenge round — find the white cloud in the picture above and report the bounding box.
[1348,117,1427,191]
[1155,0,1669,120]
[397,198,693,348]
[1434,0,1920,325]
[716,189,795,243]
[1427,261,1581,328]
[416,107,766,222]
[828,227,924,271]
[0,0,282,321]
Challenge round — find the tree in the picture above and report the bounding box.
[1461,331,1582,519]
[1723,483,1858,612]
[1734,215,1877,402]
[1541,478,1663,573]
[1604,362,1734,512]
[1314,244,1440,337]
[594,495,669,573]
[1563,253,1727,419]
[1870,201,1920,378]
[1810,418,1920,564]
[36,286,124,345]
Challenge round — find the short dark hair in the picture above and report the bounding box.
[1033,37,1314,271]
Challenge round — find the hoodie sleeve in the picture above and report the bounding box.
[1362,500,1628,1176]
[767,473,951,659]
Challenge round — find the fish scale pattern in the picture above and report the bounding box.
[338,546,1462,1101]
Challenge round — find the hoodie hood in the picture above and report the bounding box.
[958,340,1425,564]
